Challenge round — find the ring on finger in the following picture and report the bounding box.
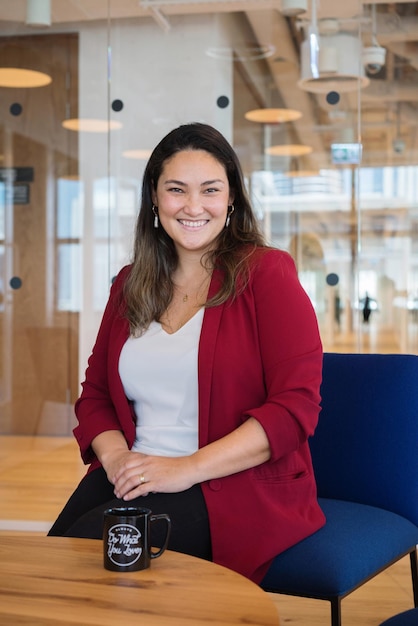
[139,474,146,484]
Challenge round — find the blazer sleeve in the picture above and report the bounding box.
[73,266,132,464]
[246,249,323,462]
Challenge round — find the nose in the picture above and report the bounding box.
[183,192,202,216]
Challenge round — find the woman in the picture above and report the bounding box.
[49,122,325,583]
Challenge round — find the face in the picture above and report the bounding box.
[152,149,233,257]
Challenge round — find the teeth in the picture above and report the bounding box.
[179,220,207,228]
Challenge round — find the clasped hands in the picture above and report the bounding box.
[104,449,196,500]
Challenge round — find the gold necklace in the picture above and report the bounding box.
[174,274,210,304]
[173,286,189,303]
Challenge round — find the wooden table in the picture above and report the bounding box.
[0,535,279,625]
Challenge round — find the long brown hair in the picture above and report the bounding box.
[124,122,266,334]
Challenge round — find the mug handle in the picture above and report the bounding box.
[150,513,171,559]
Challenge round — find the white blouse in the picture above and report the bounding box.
[118,308,204,457]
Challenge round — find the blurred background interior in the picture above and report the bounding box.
[0,0,418,436]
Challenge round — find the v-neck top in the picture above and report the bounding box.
[118,308,204,457]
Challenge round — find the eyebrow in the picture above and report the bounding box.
[163,178,225,187]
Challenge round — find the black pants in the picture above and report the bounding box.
[48,466,212,561]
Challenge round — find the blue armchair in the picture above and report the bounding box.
[261,353,418,626]
[380,608,418,625]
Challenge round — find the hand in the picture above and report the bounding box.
[112,453,196,500]
[100,448,138,487]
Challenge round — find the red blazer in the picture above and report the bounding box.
[74,248,325,582]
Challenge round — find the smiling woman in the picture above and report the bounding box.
[149,149,232,334]
[152,149,233,261]
[48,122,324,585]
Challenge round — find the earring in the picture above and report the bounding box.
[225,204,235,228]
[152,205,159,229]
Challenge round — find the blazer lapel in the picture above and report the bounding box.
[198,270,224,447]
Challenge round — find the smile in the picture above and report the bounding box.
[178,220,208,228]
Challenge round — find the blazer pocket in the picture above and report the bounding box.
[252,467,310,484]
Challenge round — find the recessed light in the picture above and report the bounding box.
[62,118,122,132]
[266,144,313,156]
[245,108,302,124]
[0,68,51,88]
[122,149,152,160]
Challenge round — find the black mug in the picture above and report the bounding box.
[103,506,171,572]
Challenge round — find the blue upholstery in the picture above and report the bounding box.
[311,353,418,524]
[380,608,418,626]
[262,353,418,626]
[263,499,418,597]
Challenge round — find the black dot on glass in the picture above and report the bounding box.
[10,103,23,116]
[112,99,123,112]
[9,276,22,289]
[326,91,340,105]
[326,273,339,287]
[217,96,229,109]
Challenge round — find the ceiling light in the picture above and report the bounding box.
[206,43,275,61]
[26,0,51,27]
[122,149,153,160]
[58,174,80,181]
[62,118,122,133]
[266,144,313,157]
[286,169,320,177]
[0,68,51,88]
[280,0,308,17]
[319,19,340,36]
[245,108,302,124]
[299,32,370,93]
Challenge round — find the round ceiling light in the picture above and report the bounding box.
[26,0,51,26]
[245,108,302,124]
[62,118,122,132]
[286,169,320,177]
[280,0,308,17]
[298,32,370,94]
[266,144,313,157]
[0,68,51,88]
[122,149,152,160]
[206,43,275,61]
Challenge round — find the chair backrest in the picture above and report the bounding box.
[310,352,418,527]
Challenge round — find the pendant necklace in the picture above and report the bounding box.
[175,274,210,304]
[176,289,189,303]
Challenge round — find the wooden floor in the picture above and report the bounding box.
[0,436,85,533]
[0,434,415,626]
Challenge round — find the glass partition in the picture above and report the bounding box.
[0,0,417,434]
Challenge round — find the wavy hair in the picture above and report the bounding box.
[124,122,266,334]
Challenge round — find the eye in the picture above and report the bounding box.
[168,186,184,193]
[204,187,219,194]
